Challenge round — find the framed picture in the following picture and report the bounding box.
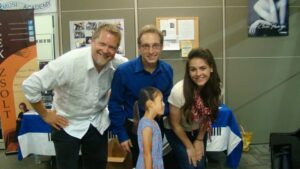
[248,0,288,37]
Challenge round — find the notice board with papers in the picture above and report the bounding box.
[156,17,199,57]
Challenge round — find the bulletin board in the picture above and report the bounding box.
[156,17,199,57]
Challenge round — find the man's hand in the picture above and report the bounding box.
[120,139,133,153]
[42,110,68,130]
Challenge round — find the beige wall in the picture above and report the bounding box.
[59,0,300,143]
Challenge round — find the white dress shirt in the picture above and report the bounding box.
[22,46,126,139]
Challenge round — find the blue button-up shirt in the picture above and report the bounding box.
[108,56,173,142]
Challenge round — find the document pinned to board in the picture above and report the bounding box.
[180,40,193,57]
[160,18,177,40]
[178,20,195,40]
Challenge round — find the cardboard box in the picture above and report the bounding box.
[107,138,132,169]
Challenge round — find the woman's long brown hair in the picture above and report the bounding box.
[181,48,221,124]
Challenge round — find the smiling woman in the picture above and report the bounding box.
[164,48,221,169]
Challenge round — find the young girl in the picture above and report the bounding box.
[134,87,165,169]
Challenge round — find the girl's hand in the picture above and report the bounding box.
[193,140,204,161]
[186,146,197,167]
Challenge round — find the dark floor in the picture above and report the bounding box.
[0,144,270,169]
[206,144,270,169]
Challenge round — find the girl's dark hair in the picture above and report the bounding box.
[182,48,221,123]
[19,102,29,112]
[132,87,161,134]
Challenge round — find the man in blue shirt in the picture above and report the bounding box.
[108,24,173,167]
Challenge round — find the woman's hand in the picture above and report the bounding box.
[193,140,204,161]
[186,146,198,167]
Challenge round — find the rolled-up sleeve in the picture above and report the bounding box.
[22,58,66,103]
[22,72,44,103]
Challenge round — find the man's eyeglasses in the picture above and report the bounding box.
[140,43,162,51]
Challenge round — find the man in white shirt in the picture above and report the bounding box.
[22,24,125,169]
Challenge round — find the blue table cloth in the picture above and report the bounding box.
[206,104,243,169]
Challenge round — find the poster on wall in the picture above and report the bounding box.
[0,0,57,13]
[70,19,125,56]
[0,9,38,154]
[1,1,58,62]
[248,0,288,37]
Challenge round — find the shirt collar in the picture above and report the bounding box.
[134,55,162,73]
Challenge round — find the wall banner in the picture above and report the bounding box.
[0,0,56,13]
[0,9,38,154]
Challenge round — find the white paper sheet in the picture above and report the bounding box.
[178,20,195,40]
[160,18,177,40]
[163,40,180,51]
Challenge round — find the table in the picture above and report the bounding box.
[18,111,54,160]
[206,104,243,169]
[18,105,242,168]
